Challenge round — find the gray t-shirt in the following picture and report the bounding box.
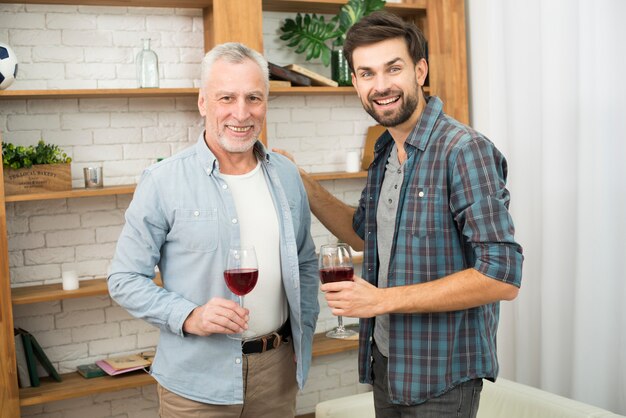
[374,144,404,357]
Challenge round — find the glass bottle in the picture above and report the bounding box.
[136,38,159,88]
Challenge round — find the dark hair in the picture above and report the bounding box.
[343,11,427,73]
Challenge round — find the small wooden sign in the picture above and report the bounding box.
[4,163,71,195]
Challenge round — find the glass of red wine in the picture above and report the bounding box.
[319,243,358,339]
[224,246,258,339]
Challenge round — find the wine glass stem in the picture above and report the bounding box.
[337,315,346,331]
[240,295,244,309]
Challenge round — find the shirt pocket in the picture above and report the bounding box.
[405,186,443,238]
[171,208,219,252]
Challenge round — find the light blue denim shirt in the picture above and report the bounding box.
[108,132,319,404]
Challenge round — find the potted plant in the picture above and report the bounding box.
[279,0,386,86]
[2,140,72,195]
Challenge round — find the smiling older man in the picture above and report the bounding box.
[108,42,319,418]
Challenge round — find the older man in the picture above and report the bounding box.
[108,42,319,418]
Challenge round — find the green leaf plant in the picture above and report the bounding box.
[2,140,72,169]
[279,0,386,66]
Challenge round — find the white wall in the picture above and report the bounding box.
[1,4,373,416]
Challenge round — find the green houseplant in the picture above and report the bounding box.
[2,140,71,169]
[279,0,386,85]
[2,140,72,195]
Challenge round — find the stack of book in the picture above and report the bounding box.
[95,351,154,376]
[14,328,62,388]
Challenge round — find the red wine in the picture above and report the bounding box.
[224,268,258,296]
[319,267,354,284]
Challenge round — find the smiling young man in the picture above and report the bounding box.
[277,11,524,418]
[108,43,319,417]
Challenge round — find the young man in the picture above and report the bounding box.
[278,11,524,418]
[108,42,319,417]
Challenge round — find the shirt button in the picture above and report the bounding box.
[418,191,425,198]
[222,184,228,189]
[206,168,211,174]
[397,169,401,174]
[388,199,392,204]
[232,218,238,224]
[194,210,199,217]
[394,185,398,189]
[235,358,241,364]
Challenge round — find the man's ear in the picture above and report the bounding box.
[415,58,428,87]
[198,91,206,117]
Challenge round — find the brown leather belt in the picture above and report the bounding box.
[241,319,291,355]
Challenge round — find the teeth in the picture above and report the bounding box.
[228,126,252,132]
[375,97,399,105]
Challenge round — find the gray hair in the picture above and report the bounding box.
[200,42,269,94]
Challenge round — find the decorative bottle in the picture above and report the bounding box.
[136,39,159,88]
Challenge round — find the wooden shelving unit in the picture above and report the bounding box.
[18,331,358,407]
[0,0,467,415]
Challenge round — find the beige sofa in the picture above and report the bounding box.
[316,378,625,418]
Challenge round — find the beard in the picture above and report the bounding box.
[215,126,260,153]
[362,82,420,128]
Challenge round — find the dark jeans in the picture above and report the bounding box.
[372,344,483,418]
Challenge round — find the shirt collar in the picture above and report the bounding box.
[194,131,269,175]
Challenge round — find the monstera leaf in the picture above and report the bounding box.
[279,0,386,67]
[280,14,340,66]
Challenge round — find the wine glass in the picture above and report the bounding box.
[319,243,358,339]
[224,246,258,339]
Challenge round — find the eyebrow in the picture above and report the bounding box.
[356,57,405,72]
[212,90,265,97]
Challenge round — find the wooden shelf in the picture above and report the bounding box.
[19,371,154,407]
[0,88,198,100]
[3,171,366,204]
[0,86,432,100]
[4,184,136,203]
[311,331,358,357]
[19,332,357,407]
[0,86,358,100]
[12,278,109,305]
[264,0,426,16]
[11,276,162,305]
[0,0,426,12]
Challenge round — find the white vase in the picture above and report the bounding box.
[136,39,159,88]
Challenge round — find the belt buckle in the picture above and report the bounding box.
[260,332,281,353]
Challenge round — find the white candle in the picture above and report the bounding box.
[62,271,79,291]
[346,151,361,173]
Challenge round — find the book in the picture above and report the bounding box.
[96,351,154,376]
[284,64,338,87]
[25,330,62,382]
[14,330,31,388]
[269,79,291,88]
[268,62,311,87]
[17,329,40,387]
[77,363,107,379]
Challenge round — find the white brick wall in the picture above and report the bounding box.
[2,4,375,416]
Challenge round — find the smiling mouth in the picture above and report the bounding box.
[373,96,400,106]
[227,125,253,133]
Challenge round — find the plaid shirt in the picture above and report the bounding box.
[353,96,523,404]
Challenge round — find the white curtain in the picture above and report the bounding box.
[466,0,626,414]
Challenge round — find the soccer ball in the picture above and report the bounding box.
[0,42,19,90]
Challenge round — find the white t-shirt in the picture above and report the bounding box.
[221,161,288,337]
